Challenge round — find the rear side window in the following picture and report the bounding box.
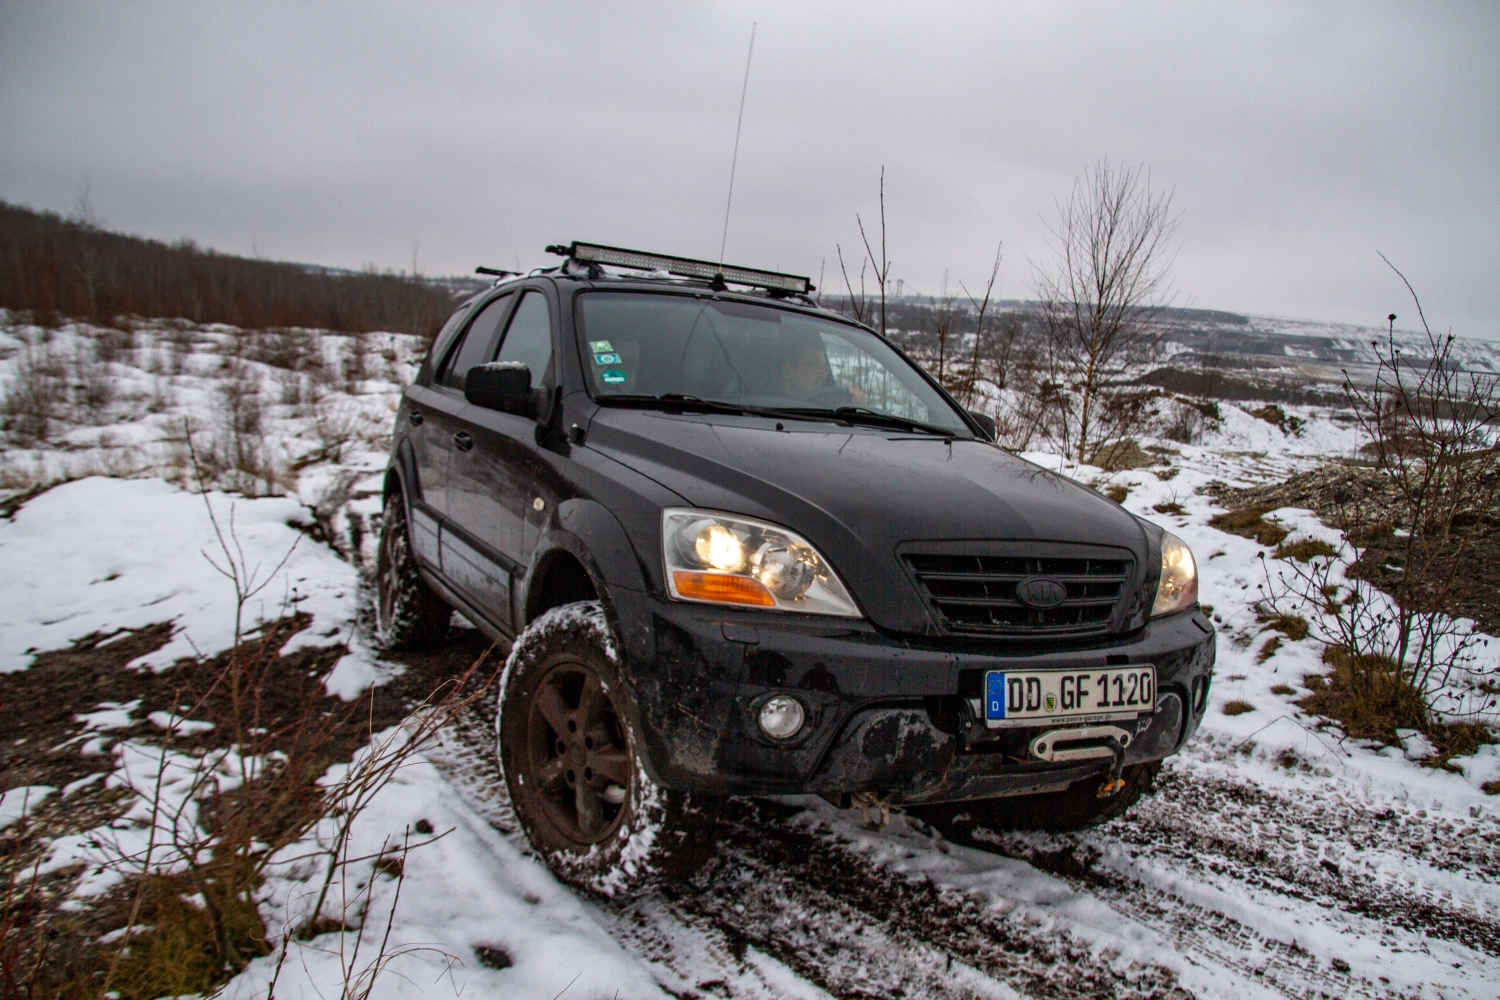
[495,291,553,385]
[441,293,512,390]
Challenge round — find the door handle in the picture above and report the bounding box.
[453,431,474,452]
[409,409,423,426]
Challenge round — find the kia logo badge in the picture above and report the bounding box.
[1015,576,1068,609]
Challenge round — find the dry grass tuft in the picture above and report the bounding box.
[1152,500,1185,515]
[1248,403,1306,436]
[1257,610,1310,642]
[1222,700,1255,716]
[1101,483,1130,504]
[1088,438,1153,472]
[1298,646,1429,743]
[1274,537,1339,563]
[1209,506,1289,547]
[1270,684,1296,696]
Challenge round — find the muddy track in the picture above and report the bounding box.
[431,706,1497,1000]
[670,798,1189,1000]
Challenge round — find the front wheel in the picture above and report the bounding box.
[911,761,1161,835]
[498,601,718,897]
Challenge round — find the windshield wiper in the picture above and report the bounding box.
[600,394,830,423]
[782,406,958,437]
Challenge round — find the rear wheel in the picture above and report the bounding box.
[498,601,718,897]
[374,490,450,650]
[911,761,1161,835]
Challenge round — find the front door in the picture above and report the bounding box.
[448,288,556,626]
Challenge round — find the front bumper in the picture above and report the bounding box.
[609,589,1216,805]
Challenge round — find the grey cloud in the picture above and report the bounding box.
[1,0,1495,337]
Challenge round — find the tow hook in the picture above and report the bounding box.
[1096,735,1128,798]
[850,791,892,831]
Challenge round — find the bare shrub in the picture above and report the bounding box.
[246,326,318,372]
[1,334,67,443]
[1159,394,1222,444]
[273,366,307,408]
[1263,266,1499,739]
[71,342,116,422]
[1032,160,1180,463]
[310,397,359,466]
[162,321,197,376]
[206,360,276,495]
[342,331,372,394]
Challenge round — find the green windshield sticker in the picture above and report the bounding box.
[589,340,613,353]
[600,369,627,385]
[594,352,622,365]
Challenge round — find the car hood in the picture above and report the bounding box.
[585,407,1154,635]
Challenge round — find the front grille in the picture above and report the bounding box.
[904,552,1132,636]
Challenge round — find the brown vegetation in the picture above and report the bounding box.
[1208,506,1290,547]
[0,200,458,336]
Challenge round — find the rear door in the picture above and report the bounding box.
[420,292,512,598]
[447,287,556,627]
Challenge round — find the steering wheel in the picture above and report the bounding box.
[803,385,852,407]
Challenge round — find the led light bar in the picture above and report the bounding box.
[545,241,814,294]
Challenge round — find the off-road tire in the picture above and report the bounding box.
[913,761,1161,835]
[498,600,719,897]
[374,490,450,650]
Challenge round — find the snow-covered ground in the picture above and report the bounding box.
[3,313,1498,999]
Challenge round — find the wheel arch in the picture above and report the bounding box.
[521,498,649,642]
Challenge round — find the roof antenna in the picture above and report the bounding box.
[718,22,757,270]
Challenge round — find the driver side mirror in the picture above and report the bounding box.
[466,362,543,419]
[967,410,997,442]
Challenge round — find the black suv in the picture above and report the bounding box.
[377,242,1216,894]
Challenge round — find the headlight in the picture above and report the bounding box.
[1151,531,1199,617]
[662,509,861,617]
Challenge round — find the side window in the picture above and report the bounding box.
[440,293,512,390]
[495,291,554,385]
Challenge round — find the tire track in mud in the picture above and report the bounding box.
[429,706,1499,1000]
[959,757,1500,998]
[430,709,1186,999]
[670,798,1190,1000]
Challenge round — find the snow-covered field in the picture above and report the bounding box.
[2,313,1498,999]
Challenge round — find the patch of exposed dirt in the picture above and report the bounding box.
[1205,465,1500,636]
[0,618,504,1000]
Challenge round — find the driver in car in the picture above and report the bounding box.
[781,338,865,404]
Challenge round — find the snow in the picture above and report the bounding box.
[0,476,366,678]
[227,750,674,1000]
[0,784,53,830]
[4,311,1500,997]
[75,699,140,730]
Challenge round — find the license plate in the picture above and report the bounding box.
[984,666,1156,728]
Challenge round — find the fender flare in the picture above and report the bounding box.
[523,498,650,627]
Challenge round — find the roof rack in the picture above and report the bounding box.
[544,241,814,296]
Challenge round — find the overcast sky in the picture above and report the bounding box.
[2,1,1496,337]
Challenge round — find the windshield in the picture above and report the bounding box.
[575,292,970,434]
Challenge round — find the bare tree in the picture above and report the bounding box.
[837,168,891,337]
[955,242,1003,407]
[1032,160,1180,463]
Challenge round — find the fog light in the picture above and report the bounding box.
[758,695,806,740]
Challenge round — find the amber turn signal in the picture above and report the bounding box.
[672,571,776,607]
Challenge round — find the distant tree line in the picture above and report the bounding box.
[0,200,461,336]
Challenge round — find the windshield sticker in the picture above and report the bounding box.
[594,352,622,365]
[600,369,627,385]
[589,340,613,353]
